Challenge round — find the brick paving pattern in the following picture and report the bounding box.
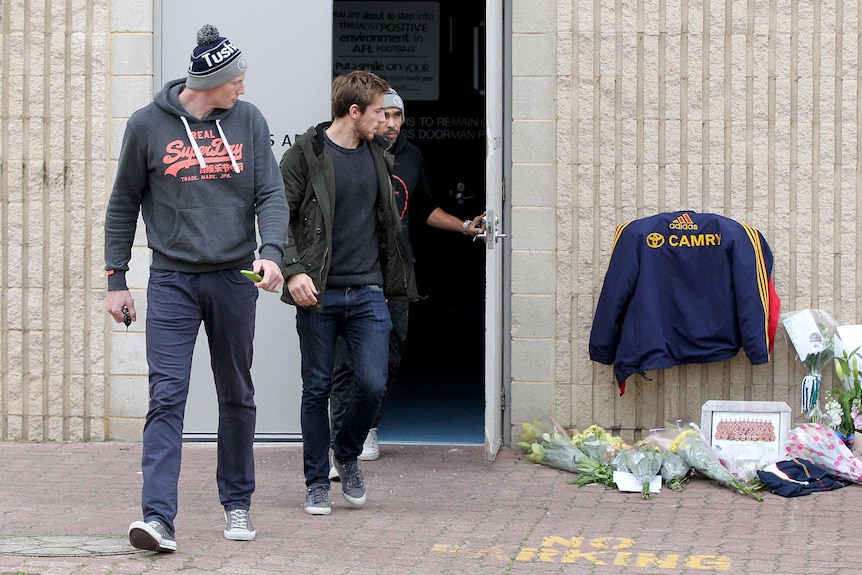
[0,441,859,574]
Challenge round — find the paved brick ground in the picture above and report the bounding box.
[0,441,859,574]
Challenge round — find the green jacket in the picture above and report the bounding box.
[279,123,419,309]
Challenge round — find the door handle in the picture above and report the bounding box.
[475,212,506,245]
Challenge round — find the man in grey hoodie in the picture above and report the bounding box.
[104,25,287,552]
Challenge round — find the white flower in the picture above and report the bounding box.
[824,398,844,429]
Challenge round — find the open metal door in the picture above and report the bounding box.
[483,0,506,459]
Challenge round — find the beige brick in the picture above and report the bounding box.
[511,250,554,294]
[512,2,557,34]
[512,76,555,120]
[110,375,149,418]
[511,163,554,207]
[27,373,44,417]
[512,33,555,77]
[111,76,153,117]
[112,33,152,75]
[510,206,555,250]
[109,416,145,442]
[47,416,65,441]
[511,338,553,382]
[510,381,553,424]
[110,331,148,376]
[6,416,24,440]
[512,119,555,164]
[111,0,153,32]
[512,294,554,338]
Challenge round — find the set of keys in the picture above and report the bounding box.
[121,305,131,335]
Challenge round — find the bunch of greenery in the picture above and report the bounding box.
[826,347,862,440]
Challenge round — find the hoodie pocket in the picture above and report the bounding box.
[166,205,252,262]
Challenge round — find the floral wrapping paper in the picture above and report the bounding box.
[784,422,862,483]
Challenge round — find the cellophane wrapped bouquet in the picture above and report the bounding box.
[569,425,627,488]
[783,421,862,483]
[518,421,625,488]
[615,442,664,499]
[780,309,837,421]
[517,420,585,473]
[669,426,763,501]
[643,424,692,491]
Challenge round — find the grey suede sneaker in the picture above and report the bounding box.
[128,520,176,552]
[304,485,332,516]
[223,509,256,541]
[334,459,366,506]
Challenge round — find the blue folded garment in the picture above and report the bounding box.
[756,457,853,497]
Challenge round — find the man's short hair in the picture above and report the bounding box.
[331,71,390,118]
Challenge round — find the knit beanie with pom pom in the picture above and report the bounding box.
[186,24,247,90]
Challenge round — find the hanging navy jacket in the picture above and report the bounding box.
[589,211,780,394]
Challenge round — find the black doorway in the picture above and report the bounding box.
[332,0,486,444]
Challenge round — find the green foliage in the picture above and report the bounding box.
[832,347,862,435]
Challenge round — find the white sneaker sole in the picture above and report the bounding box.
[343,491,366,506]
[304,505,332,516]
[128,521,176,553]
[224,529,256,541]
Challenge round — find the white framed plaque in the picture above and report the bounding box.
[701,400,792,475]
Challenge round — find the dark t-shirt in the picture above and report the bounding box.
[325,134,383,288]
[389,133,437,262]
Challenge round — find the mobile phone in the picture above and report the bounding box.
[240,269,263,282]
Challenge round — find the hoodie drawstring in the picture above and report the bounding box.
[216,119,241,174]
[180,116,207,169]
[179,116,241,174]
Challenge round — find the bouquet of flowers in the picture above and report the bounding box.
[823,346,862,448]
[643,424,692,491]
[569,425,626,488]
[517,420,585,473]
[615,442,664,499]
[781,309,837,421]
[669,428,763,501]
[659,451,692,491]
[784,421,862,483]
[571,425,622,460]
[518,421,624,487]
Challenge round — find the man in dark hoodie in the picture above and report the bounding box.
[328,88,484,466]
[104,25,287,552]
[279,71,418,516]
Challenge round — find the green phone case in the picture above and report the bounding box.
[240,270,263,282]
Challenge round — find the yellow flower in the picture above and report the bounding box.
[669,429,699,454]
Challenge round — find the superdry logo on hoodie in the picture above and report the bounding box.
[163,135,244,178]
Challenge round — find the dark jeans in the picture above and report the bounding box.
[330,299,409,441]
[142,269,258,537]
[296,285,392,487]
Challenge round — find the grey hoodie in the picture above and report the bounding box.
[104,78,288,290]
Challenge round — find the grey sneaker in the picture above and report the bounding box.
[128,520,176,553]
[358,428,380,461]
[223,509,256,541]
[334,459,367,506]
[304,485,332,516]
